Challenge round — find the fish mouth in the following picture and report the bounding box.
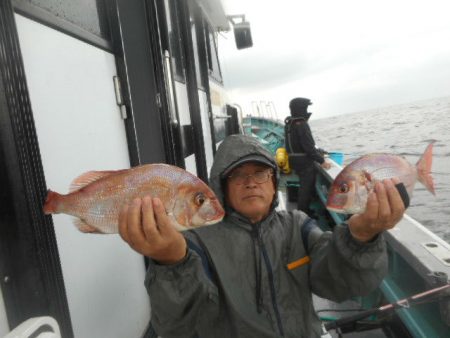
[204,209,225,223]
[191,213,224,226]
[203,216,224,225]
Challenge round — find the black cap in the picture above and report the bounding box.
[221,154,275,179]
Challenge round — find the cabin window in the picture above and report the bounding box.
[164,0,186,81]
[206,25,223,84]
[188,4,206,90]
[17,0,110,42]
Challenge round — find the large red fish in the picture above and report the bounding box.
[326,142,435,214]
[43,164,224,233]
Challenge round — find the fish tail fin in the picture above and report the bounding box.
[43,190,63,214]
[416,141,436,195]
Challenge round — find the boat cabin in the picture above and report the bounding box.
[0,0,244,336]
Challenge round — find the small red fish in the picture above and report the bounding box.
[43,164,224,233]
[326,142,435,214]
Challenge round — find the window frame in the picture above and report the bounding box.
[205,23,223,84]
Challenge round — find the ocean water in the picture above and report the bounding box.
[310,96,450,243]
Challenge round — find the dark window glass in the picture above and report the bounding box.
[164,0,185,81]
[27,0,110,40]
[206,25,223,84]
[214,119,226,142]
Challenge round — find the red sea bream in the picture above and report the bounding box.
[326,142,435,214]
[43,164,224,233]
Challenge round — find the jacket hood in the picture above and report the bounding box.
[209,134,279,211]
[289,97,312,120]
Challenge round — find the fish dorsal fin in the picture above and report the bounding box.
[69,170,119,193]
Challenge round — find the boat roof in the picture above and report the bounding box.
[196,0,230,31]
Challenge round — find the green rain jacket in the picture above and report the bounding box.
[145,134,388,338]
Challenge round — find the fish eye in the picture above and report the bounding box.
[194,192,206,206]
[339,183,349,193]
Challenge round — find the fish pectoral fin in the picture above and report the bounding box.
[363,170,373,182]
[73,218,102,234]
[69,169,127,193]
[167,214,187,232]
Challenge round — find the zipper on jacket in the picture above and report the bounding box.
[254,224,285,337]
[252,227,263,313]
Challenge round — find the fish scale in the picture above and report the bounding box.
[353,154,418,195]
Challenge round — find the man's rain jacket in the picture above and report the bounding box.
[145,134,387,338]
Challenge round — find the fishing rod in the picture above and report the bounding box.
[324,283,450,331]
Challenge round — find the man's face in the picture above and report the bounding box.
[225,162,276,223]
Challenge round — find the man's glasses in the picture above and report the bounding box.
[227,170,273,185]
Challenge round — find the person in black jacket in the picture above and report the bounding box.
[285,97,331,216]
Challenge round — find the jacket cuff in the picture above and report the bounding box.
[333,223,386,269]
[145,249,194,285]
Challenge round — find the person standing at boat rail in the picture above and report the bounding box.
[284,97,331,217]
[118,134,406,338]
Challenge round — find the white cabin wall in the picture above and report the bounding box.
[184,154,197,176]
[0,287,9,336]
[174,81,192,125]
[198,90,214,175]
[15,14,150,338]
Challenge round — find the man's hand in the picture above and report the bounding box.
[347,178,405,242]
[119,196,187,264]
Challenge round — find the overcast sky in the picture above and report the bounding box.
[219,0,450,120]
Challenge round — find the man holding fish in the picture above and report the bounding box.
[118,134,407,337]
